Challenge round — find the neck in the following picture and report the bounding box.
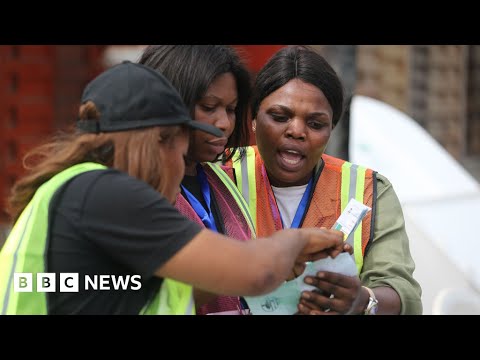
[268,173,312,188]
[185,160,197,176]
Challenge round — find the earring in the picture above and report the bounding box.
[252,124,256,132]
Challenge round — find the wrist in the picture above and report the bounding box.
[362,286,379,315]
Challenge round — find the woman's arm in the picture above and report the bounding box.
[360,174,422,314]
[155,227,343,297]
[297,174,422,315]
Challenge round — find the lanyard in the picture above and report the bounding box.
[264,163,313,229]
[288,176,314,229]
[181,165,218,232]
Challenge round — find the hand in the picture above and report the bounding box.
[295,228,344,265]
[288,239,353,281]
[296,271,364,315]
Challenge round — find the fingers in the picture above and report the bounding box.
[298,251,329,263]
[300,228,344,255]
[299,291,349,315]
[324,230,344,258]
[343,243,353,255]
[327,247,343,259]
[306,271,358,289]
[298,303,339,315]
[297,293,341,315]
[290,263,306,279]
[300,272,361,314]
[300,241,352,262]
[297,298,315,313]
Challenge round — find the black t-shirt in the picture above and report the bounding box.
[47,169,202,315]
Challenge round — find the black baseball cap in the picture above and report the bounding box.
[77,61,222,137]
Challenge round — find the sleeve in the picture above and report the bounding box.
[80,171,202,279]
[359,173,423,315]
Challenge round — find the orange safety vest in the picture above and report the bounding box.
[228,146,376,274]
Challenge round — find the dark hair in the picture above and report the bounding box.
[138,45,251,161]
[251,45,344,127]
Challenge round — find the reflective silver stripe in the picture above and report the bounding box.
[345,164,358,248]
[240,154,249,206]
[2,206,33,315]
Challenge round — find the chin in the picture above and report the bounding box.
[201,154,220,163]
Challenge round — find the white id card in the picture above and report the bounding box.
[332,198,371,238]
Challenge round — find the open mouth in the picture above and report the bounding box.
[277,149,306,170]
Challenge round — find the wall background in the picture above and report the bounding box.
[2,45,479,245]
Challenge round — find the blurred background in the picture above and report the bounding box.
[1,45,479,314]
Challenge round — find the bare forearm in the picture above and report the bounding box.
[157,228,342,298]
[241,230,308,294]
[264,229,308,273]
[157,229,307,297]
[374,287,401,314]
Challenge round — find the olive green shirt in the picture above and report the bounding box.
[361,173,422,315]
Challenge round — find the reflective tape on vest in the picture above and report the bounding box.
[232,147,257,228]
[341,162,368,273]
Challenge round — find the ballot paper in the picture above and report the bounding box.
[244,253,358,315]
[296,252,358,292]
[244,198,371,315]
[243,279,301,315]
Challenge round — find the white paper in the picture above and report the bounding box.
[297,252,358,292]
[244,280,301,315]
[244,254,358,315]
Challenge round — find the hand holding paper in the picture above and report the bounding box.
[245,198,371,315]
[297,198,371,315]
[295,228,345,265]
[297,264,364,315]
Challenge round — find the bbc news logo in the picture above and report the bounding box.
[14,273,142,292]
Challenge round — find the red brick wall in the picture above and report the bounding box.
[0,45,106,228]
[53,46,106,129]
[0,45,55,224]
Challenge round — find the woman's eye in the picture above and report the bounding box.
[309,122,324,129]
[271,114,288,122]
[309,122,325,130]
[201,105,215,112]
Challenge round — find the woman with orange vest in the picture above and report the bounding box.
[138,45,257,314]
[227,46,422,315]
[0,61,346,315]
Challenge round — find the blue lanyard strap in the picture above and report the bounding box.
[285,176,314,229]
[181,165,218,232]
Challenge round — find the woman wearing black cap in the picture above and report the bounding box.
[0,61,345,315]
